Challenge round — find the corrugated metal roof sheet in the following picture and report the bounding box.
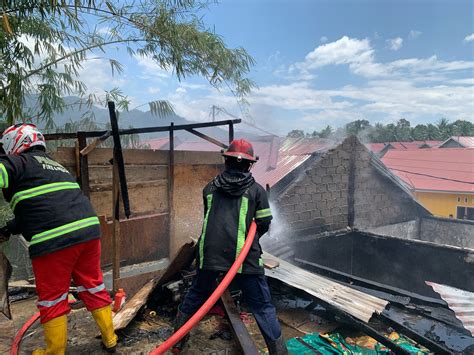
[381,148,474,193]
[264,252,388,323]
[280,137,333,155]
[170,136,334,188]
[426,281,474,336]
[252,154,312,188]
[366,141,443,153]
[141,137,170,150]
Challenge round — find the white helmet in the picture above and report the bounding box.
[1,124,46,155]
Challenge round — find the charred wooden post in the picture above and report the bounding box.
[112,160,121,291]
[168,122,175,257]
[77,132,90,198]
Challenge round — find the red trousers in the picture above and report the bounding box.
[32,238,112,323]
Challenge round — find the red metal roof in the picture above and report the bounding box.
[168,136,334,187]
[365,141,442,153]
[381,148,474,193]
[141,137,170,150]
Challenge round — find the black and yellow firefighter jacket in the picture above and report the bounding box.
[196,169,273,275]
[0,148,100,258]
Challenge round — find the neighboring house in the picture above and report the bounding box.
[365,141,442,157]
[382,148,474,220]
[438,136,474,148]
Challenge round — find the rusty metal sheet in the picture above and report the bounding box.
[0,251,12,319]
[263,252,388,323]
[426,281,474,336]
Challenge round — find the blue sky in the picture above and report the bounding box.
[77,0,474,135]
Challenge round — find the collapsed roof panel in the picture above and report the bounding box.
[427,281,474,337]
[263,252,388,323]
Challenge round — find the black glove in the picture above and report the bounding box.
[0,225,11,243]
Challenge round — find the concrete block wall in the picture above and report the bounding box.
[352,138,422,229]
[273,136,423,238]
[419,216,474,249]
[274,140,351,236]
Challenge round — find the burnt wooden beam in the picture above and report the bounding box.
[220,289,259,354]
[185,128,228,149]
[77,132,90,198]
[44,119,241,141]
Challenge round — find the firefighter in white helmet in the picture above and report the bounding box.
[0,124,117,354]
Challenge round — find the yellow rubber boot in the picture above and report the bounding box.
[32,315,67,355]
[91,305,118,351]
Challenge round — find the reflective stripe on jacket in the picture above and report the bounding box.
[197,177,272,275]
[0,149,100,258]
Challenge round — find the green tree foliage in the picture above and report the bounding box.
[287,129,305,138]
[344,120,370,136]
[287,118,474,143]
[0,1,254,128]
[308,125,333,138]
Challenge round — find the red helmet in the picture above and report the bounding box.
[222,139,258,162]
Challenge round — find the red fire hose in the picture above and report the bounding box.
[10,299,76,355]
[10,311,41,355]
[150,221,257,355]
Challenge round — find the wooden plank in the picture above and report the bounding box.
[91,184,169,217]
[88,165,168,184]
[263,258,280,269]
[0,252,12,319]
[173,151,223,165]
[221,289,259,354]
[113,241,196,331]
[51,148,76,167]
[115,270,165,300]
[90,179,168,192]
[87,148,169,165]
[100,213,170,267]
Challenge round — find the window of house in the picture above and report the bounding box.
[465,197,469,203]
[457,197,461,202]
[457,206,474,221]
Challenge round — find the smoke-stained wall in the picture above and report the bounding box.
[273,142,350,236]
[352,137,422,229]
[271,136,424,240]
[419,216,474,249]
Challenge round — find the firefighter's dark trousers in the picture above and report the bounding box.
[179,269,282,341]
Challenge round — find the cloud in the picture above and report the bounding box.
[408,30,421,39]
[464,33,474,42]
[78,58,126,94]
[287,36,474,80]
[147,87,161,94]
[134,55,171,80]
[288,36,388,78]
[387,37,403,51]
[320,36,328,43]
[297,36,374,69]
[164,34,473,134]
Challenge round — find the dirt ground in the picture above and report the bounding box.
[6,294,339,355]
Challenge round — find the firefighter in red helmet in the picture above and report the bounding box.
[0,124,117,354]
[171,139,288,354]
